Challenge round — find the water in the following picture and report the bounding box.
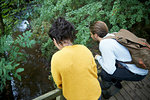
[11,44,55,100]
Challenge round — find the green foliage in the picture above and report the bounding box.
[31,0,104,59]
[32,0,150,44]
[66,1,104,44]
[15,30,36,48]
[31,0,72,33]
[40,34,57,60]
[102,0,150,32]
[30,0,150,59]
[0,59,23,92]
[0,30,36,92]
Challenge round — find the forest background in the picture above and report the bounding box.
[0,0,150,96]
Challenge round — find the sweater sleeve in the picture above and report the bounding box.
[51,55,62,89]
[96,39,117,75]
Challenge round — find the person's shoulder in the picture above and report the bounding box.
[99,39,119,51]
[51,50,62,61]
[102,38,116,42]
[76,44,92,53]
[101,39,117,46]
[75,44,88,49]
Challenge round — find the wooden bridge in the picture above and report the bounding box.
[108,73,150,100]
[33,73,150,100]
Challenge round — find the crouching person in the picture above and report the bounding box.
[89,21,148,99]
[48,17,102,100]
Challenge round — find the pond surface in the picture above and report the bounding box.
[11,43,55,100]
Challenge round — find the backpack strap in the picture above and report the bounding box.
[117,60,134,64]
[115,60,137,69]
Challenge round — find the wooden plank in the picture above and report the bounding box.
[134,79,150,93]
[127,81,146,100]
[132,81,150,99]
[33,88,62,100]
[123,81,140,100]
[141,76,150,93]
[109,96,117,100]
[120,82,135,100]
[129,81,147,100]
[56,95,66,100]
[119,88,132,100]
[114,92,125,100]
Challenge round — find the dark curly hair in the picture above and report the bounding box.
[48,17,76,44]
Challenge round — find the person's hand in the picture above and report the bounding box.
[53,38,62,50]
[95,54,100,60]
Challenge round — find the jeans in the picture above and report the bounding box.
[100,63,146,82]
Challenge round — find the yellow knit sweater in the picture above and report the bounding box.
[51,45,101,100]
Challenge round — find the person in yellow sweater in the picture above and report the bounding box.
[48,17,101,100]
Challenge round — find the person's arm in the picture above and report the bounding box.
[95,40,116,75]
[92,56,97,74]
[51,56,62,89]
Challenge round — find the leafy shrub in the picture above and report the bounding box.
[66,1,104,44]
[15,30,36,48]
[0,30,36,92]
[40,35,57,60]
[31,0,150,57]
[0,59,22,92]
[102,0,150,32]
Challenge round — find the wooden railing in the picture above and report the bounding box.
[33,88,65,100]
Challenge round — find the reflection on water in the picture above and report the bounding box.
[11,44,55,100]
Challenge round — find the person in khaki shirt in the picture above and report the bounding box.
[48,17,101,100]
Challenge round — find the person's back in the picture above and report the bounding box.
[49,17,101,100]
[51,44,101,100]
[99,38,148,75]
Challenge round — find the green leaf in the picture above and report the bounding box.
[0,61,2,67]
[6,75,12,80]
[30,40,36,44]
[13,63,20,68]
[0,69,2,76]
[17,75,21,81]
[16,68,24,73]
[3,69,6,77]
[5,65,12,70]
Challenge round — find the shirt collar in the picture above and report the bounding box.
[103,33,115,38]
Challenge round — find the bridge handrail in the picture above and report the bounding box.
[33,88,64,100]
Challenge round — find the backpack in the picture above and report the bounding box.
[106,29,150,70]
